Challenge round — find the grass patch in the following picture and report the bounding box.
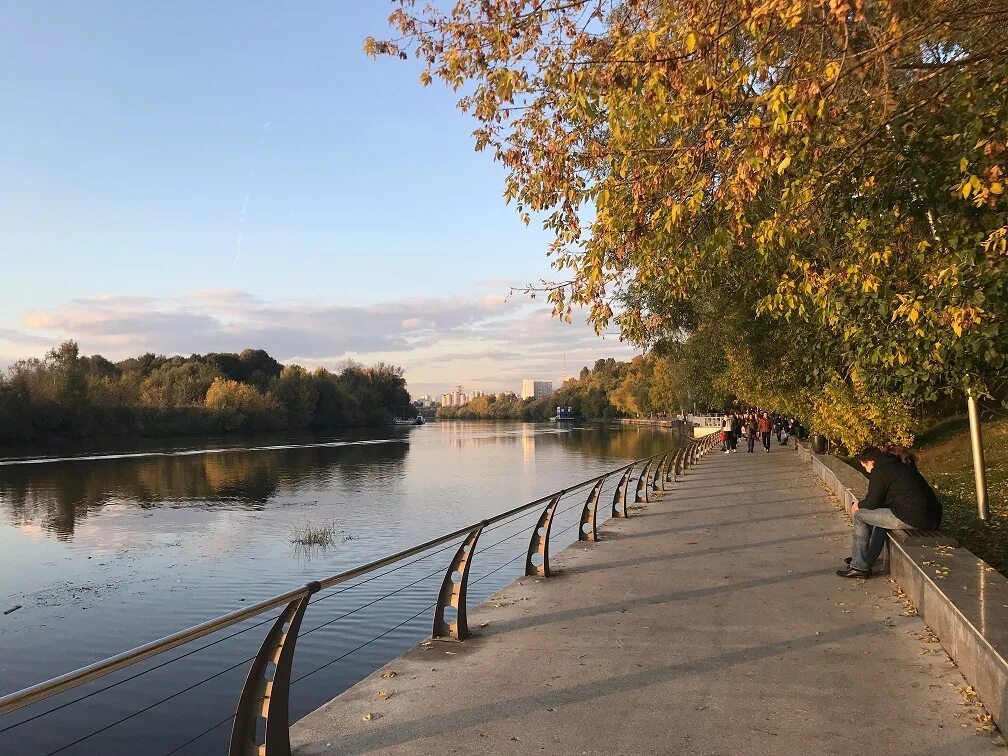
[290,519,354,548]
[915,414,1008,577]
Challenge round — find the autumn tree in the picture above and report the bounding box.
[610,356,653,417]
[204,378,284,431]
[371,0,1008,447]
[139,361,221,408]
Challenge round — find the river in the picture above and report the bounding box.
[0,421,678,754]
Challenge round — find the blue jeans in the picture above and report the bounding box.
[850,507,912,571]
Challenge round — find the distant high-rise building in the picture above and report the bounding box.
[521,379,553,400]
[442,385,471,407]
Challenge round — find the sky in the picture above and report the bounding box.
[0,2,638,397]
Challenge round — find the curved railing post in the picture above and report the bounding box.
[612,465,632,518]
[634,457,653,503]
[433,522,486,640]
[526,494,561,577]
[653,453,667,492]
[229,581,320,756]
[674,447,684,479]
[579,475,607,542]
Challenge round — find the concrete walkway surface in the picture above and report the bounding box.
[291,446,1004,755]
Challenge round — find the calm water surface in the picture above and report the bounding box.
[0,421,677,754]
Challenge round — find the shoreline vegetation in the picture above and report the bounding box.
[436,355,682,421]
[0,341,415,444]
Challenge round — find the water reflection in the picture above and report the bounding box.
[0,437,411,539]
[522,425,536,468]
[0,422,679,541]
[553,423,673,460]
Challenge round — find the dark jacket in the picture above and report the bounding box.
[861,453,942,529]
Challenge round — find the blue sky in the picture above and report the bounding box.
[0,2,637,395]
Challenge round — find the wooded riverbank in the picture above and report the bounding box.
[0,342,413,443]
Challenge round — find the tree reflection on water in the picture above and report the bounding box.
[0,437,411,539]
[0,422,680,540]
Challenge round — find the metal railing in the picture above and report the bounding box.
[0,432,718,754]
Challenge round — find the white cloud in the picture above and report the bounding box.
[7,290,641,393]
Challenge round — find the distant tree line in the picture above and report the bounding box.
[0,341,415,442]
[436,356,688,421]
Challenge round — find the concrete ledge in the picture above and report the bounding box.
[619,418,683,428]
[796,441,867,510]
[797,443,1008,729]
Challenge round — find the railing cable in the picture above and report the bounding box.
[4,484,595,737]
[289,602,437,687]
[162,509,577,755]
[162,712,235,756]
[0,611,275,735]
[1,540,462,735]
[310,538,459,605]
[298,564,447,640]
[38,553,466,754]
[44,653,251,756]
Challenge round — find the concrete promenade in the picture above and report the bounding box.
[291,447,1003,754]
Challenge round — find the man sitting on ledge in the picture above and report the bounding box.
[837,446,943,579]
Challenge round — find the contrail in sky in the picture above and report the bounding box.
[233,120,272,267]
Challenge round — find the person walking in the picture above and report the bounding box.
[837,446,942,578]
[786,418,798,448]
[745,414,758,453]
[730,413,742,453]
[758,412,773,452]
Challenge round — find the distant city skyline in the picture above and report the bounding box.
[0,4,641,393]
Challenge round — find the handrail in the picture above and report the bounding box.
[0,455,646,716]
[0,432,719,755]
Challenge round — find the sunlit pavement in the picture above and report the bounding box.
[291,446,1004,755]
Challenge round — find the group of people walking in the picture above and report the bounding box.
[718,411,796,454]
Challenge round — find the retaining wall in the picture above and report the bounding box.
[796,442,1008,730]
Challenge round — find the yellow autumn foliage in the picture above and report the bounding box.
[810,378,914,452]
